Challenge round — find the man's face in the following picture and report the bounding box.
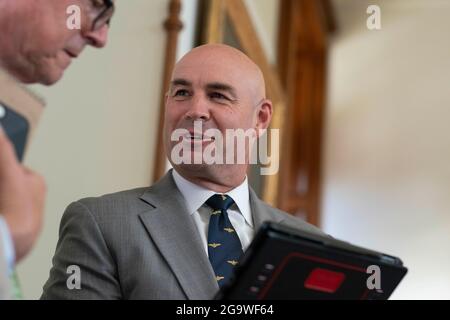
[2,0,113,85]
[164,45,272,186]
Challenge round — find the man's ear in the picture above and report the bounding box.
[255,99,273,137]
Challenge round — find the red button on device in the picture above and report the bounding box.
[304,268,346,294]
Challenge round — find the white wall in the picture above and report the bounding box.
[17,0,167,299]
[322,0,450,299]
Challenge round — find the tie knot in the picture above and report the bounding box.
[206,194,234,211]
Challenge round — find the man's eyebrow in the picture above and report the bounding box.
[170,79,192,87]
[206,82,237,98]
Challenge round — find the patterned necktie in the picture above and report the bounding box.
[206,194,243,288]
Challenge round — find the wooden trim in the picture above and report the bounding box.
[321,0,337,34]
[203,0,226,43]
[276,0,333,226]
[152,0,184,182]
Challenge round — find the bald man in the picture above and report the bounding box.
[42,45,326,300]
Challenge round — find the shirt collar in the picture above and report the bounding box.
[172,170,253,227]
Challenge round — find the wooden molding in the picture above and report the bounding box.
[277,0,334,226]
[152,0,184,182]
[203,0,226,43]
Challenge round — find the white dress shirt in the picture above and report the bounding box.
[172,170,255,256]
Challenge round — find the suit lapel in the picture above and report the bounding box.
[138,171,219,300]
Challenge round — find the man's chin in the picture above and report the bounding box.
[16,69,63,86]
[37,69,64,86]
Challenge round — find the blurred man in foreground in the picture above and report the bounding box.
[0,0,115,299]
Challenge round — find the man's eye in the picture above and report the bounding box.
[174,89,190,97]
[210,92,228,100]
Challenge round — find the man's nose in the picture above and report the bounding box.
[84,25,109,48]
[185,95,210,121]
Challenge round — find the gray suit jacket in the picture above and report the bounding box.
[42,170,326,300]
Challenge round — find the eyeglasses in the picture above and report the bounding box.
[91,0,115,31]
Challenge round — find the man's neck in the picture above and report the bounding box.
[174,169,247,193]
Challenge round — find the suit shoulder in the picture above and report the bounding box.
[71,187,150,218]
[78,187,149,203]
[259,202,328,237]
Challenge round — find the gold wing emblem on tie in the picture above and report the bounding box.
[211,210,221,215]
[224,228,235,233]
[216,276,225,282]
[208,243,222,248]
[227,260,238,266]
